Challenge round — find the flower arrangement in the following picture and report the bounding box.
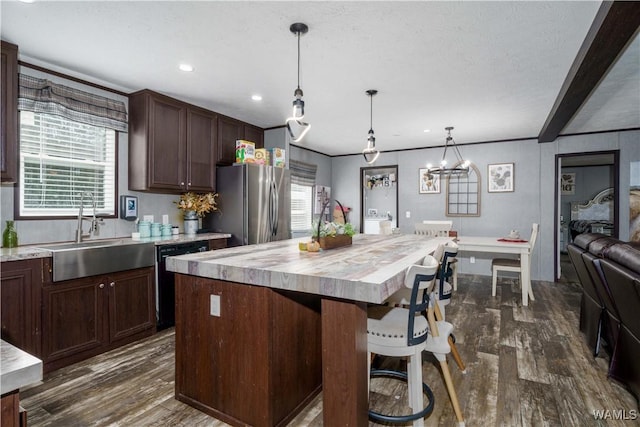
[175,192,218,217]
[312,220,356,238]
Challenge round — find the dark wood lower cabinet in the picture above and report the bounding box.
[42,267,155,373]
[175,275,322,427]
[0,259,43,358]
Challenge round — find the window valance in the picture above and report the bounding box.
[289,159,317,186]
[18,74,128,132]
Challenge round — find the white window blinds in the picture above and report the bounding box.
[291,183,313,232]
[19,111,116,217]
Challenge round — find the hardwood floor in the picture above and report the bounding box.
[21,274,637,426]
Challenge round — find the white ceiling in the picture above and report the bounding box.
[1,1,638,156]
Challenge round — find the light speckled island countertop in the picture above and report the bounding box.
[0,339,42,394]
[0,232,230,263]
[167,233,449,304]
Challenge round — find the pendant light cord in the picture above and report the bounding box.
[369,92,374,133]
[297,31,301,90]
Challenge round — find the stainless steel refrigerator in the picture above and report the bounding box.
[203,164,291,246]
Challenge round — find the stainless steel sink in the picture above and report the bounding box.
[36,239,155,282]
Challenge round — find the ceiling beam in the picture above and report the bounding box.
[538,1,640,143]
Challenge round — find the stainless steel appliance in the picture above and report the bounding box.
[203,164,291,247]
[156,240,209,330]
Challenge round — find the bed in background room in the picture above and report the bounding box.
[569,188,615,241]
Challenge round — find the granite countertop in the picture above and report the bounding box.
[0,232,231,262]
[167,234,449,304]
[0,340,43,394]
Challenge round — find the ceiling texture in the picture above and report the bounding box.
[1,1,638,157]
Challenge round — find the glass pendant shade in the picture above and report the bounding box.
[286,23,310,142]
[363,90,380,164]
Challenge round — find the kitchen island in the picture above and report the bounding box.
[167,233,448,427]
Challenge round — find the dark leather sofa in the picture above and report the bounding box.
[567,233,640,403]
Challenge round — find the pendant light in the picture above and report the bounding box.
[426,126,470,175]
[285,22,311,142]
[363,89,380,164]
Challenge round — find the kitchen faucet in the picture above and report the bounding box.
[75,191,101,243]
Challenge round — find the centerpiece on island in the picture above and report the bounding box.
[310,200,355,250]
[175,192,218,235]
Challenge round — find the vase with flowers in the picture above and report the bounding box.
[175,192,218,235]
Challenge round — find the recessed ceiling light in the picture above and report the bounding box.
[179,63,194,72]
[423,129,431,133]
[251,94,263,101]
[19,0,35,3]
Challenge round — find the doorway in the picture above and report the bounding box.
[360,165,399,234]
[555,150,619,281]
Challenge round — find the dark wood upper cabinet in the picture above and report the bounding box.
[186,106,217,192]
[216,117,265,166]
[1,41,18,183]
[216,115,243,166]
[243,124,264,149]
[129,89,216,193]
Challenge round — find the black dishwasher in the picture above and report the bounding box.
[156,240,209,330]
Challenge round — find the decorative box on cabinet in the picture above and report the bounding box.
[42,267,155,373]
[1,40,18,183]
[129,89,217,193]
[0,258,43,358]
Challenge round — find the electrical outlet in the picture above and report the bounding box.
[406,211,411,218]
[470,256,476,264]
[210,294,221,317]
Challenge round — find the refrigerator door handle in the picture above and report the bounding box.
[272,180,279,236]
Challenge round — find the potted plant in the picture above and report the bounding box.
[175,192,218,234]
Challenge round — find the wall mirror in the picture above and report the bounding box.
[446,162,481,216]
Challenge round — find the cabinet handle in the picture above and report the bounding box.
[99,283,105,288]
[180,181,185,188]
[110,282,115,287]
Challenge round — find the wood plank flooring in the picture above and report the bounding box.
[21,272,638,426]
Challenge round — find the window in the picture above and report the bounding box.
[18,111,116,217]
[291,183,313,233]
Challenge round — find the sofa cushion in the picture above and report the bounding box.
[606,244,640,274]
[573,233,608,250]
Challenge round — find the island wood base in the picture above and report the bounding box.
[175,275,322,427]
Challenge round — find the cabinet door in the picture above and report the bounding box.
[187,107,217,192]
[0,259,42,357]
[243,124,264,149]
[42,277,106,363]
[217,115,243,165]
[108,267,155,343]
[1,41,18,183]
[148,95,187,190]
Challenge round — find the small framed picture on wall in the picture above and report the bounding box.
[488,163,514,193]
[419,168,440,194]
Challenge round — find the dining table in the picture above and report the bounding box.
[456,236,534,306]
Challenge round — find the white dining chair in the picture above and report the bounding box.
[415,221,458,290]
[368,256,465,426]
[491,223,539,300]
[379,220,392,235]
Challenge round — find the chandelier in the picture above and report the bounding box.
[426,126,470,175]
[362,89,380,164]
[285,22,311,142]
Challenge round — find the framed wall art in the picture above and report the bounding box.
[419,168,440,194]
[488,163,514,193]
[561,173,576,195]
